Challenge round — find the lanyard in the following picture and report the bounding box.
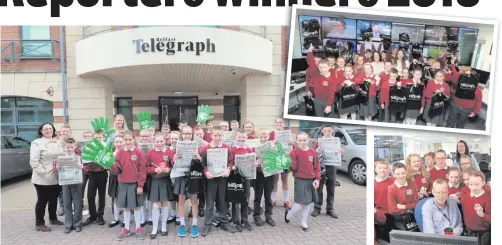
[435,201,451,225]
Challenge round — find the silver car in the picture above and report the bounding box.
[309,125,367,185]
[1,136,32,181]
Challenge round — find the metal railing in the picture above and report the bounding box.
[81,26,267,40]
[1,40,60,62]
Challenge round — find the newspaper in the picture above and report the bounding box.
[56,155,83,185]
[222,131,235,147]
[137,143,154,156]
[207,148,228,177]
[245,139,260,149]
[275,130,293,153]
[254,141,275,158]
[195,136,210,147]
[318,137,342,167]
[174,141,199,172]
[235,153,257,180]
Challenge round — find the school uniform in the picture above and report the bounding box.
[147,147,175,203]
[229,145,254,224]
[312,139,337,213]
[170,144,195,197]
[253,164,276,221]
[429,165,449,182]
[448,183,460,196]
[460,190,491,245]
[200,143,233,227]
[85,142,108,221]
[421,80,450,126]
[379,79,400,122]
[203,131,213,143]
[338,76,359,119]
[289,147,321,206]
[446,75,483,128]
[403,79,424,124]
[62,154,84,230]
[112,147,147,209]
[374,176,395,213]
[355,74,379,119]
[108,150,119,199]
[387,181,419,230]
[309,72,337,117]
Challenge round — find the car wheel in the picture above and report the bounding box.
[349,160,366,186]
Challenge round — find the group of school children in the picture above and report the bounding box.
[374,150,491,245]
[51,116,341,241]
[305,43,483,128]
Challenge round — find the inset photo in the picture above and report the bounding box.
[286,6,497,135]
[373,131,491,245]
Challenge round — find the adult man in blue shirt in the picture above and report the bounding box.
[422,178,463,235]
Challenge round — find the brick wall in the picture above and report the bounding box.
[1,26,64,72]
[281,26,289,70]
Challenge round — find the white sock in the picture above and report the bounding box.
[113,203,119,221]
[301,206,310,228]
[248,199,252,208]
[152,207,160,234]
[287,204,301,220]
[124,210,131,230]
[284,190,289,201]
[140,206,145,223]
[169,202,177,217]
[271,192,276,201]
[148,201,153,221]
[161,207,169,232]
[192,218,198,226]
[180,217,185,226]
[134,208,142,230]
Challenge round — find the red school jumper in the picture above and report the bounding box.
[421,80,450,108]
[374,176,395,213]
[413,173,431,195]
[387,181,419,216]
[460,190,491,231]
[354,74,380,98]
[112,147,147,188]
[429,165,449,182]
[289,147,321,181]
[309,73,338,106]
[146,147,174,176]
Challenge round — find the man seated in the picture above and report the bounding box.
[422,178,463,235]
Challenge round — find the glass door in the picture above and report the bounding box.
[159,97,198,131]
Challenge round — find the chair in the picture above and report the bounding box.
[414,197,432,232]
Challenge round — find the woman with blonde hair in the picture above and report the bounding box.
[405,153,431,199]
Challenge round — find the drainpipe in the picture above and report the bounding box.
[60,26,67,124]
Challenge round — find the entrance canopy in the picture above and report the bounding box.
[75,26,273,93]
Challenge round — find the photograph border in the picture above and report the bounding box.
[284,5,499,136]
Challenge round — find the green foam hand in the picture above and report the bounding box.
[262,144,291,173]
[82,138,115,169]
[90,117,116,139]
[196,105,214,125]
[137,111,156,130]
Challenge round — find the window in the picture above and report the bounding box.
[374,136,405,163]
[223,96,240,122]
[8,136,31,149]
[0,97,54,142]
[116,98,133,131]
[21,26,53,58]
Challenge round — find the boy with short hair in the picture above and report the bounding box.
[82,129,108,226]
[424,152,435,172]
[460,171,491,245]
[203,120,214,142]
[57,124,73,216]
[387,163,419,230]
[219,121,230,132]
[81,131,93,217]
[230,120,240,131]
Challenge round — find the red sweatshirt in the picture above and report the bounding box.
[203,131,213,143]
[230,145,254,159]
[421,80,450,107]
[353,65,364,77]
[269,131,276,141]
[400,78,412,85]
[374,176,395,213]
[379,79,398,106]
[448,183,460,196]
[387,181,419,216]
[200,143,233,175]
[354,74,380,98]
[378,71,390,88]
[413,174,431,195]
[289,147,321,181]
[111,147,147,188]
[429,166,449,182]
[460,190,491,231]
[146,148,174,178]
[375,206,387,225]
[453,87,483,114]
[309,73,338,105]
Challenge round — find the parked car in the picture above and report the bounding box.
[1,136,32,181]
[307,125,367,185]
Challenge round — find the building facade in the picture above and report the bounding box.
[2,26,301,141]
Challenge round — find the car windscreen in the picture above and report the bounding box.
[347,129,366,145]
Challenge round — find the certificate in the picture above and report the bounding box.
[275,130,293,153]
[235,153,257,180]
[245,139,260,149]
[56,155,83,185]
[318,137,342,167]
[207,148,228,177]
[222,131,235,147]
[174,141,199,172]
[138,143,154,156]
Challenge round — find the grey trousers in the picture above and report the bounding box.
[384,106,397,123]
[315,166,336,211]
[62,184,83,229]
[204,177,229,226]
[446,101,472,129]
[231,180,250,224]
[313,98,331,118]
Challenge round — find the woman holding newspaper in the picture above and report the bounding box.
[30,122,65,232]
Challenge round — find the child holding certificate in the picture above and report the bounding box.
[285,132,321,232]
[171,126,203,238]
[111,131,147,241]
[59,138,85,234]
[108,134,124,228]
[199,126,236,237]
[139,129,154,227]
[146,133,174,239]
[166,132,180,225]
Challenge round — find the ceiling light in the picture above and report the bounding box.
[174,91,183,94]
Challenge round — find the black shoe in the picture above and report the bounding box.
[161,231,168,236]
[266,217,276,227]
[302,226,310,232]
[219,224,236,233]
[254,217,265,226]
[121,222,125,228]
[212,217,220,227]
[150,233,157,239]
[175,220,180,226]
[284,208,290,223]
[50,219,64,226]
[75,226,82,232]
[58,208,65,217]
[198,209,205,218]
[201,226,211,237]
[97,217,105,225]
[146,221,153,225]
[140,222,146,228]
[109,220,120,228]
[167,216,175,224]
[234,222,243,232]
[311,209,321,217]
[248,207,252,215]
[242,221,252,231]
[327,211,339,219]
[335,181,340,186]
[63,227,72,234]
[188,210,193,218]
[119,210,123,215]
[82,217,96,226]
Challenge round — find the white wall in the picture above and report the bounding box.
[475,28,494,72]
[403,137,490,157]
[292,16,303,59]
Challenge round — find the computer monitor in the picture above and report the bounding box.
[389,230,478,245]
